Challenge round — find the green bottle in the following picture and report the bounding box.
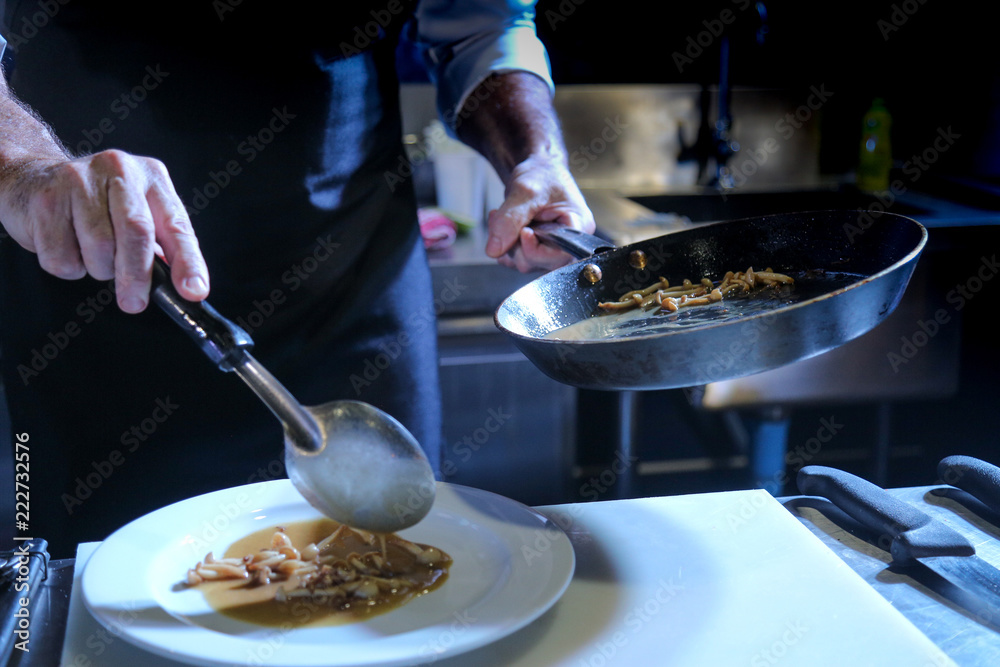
[857,98,892,192]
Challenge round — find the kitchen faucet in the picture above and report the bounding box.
[685,2,769,190]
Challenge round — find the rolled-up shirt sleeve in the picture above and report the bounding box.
[414,0,554,131]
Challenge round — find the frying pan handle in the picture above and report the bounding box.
[150,256,254,372]
[531,222,616,259]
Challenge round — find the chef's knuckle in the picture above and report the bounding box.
[91,148,130,173]
[55,161,90,191]
[162,213,195,236]
[508,179,543,202]
[86,233,116,257]
[32,183,62,217]
[39,252,86,280]
[143,156,172,181]
[86,260,116,282]
[118,214,156,245]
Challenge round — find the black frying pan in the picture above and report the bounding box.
[494,210,927,390]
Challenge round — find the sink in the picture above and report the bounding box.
[628,187,931,223]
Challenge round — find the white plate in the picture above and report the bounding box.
[81,480,574,666]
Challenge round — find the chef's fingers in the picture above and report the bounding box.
[107,174,156,313]
[29,167,86,280]
[512,226,574,272]
[144,161,209,301]
[499,215,583,273]
[488,200,592,273]
[68,160,117,282]
[484,178,538,259]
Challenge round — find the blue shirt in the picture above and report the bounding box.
[415,0,554,129]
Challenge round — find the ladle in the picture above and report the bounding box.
[150,257,436,533]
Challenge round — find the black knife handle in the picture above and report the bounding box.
[798,465,974,564]
[150,256,253,372]
[939,455,1000,515]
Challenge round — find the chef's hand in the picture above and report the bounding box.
[455,71,596,273]
[0,150,210,313]
[485,154,596,273]
[0,74,209,313]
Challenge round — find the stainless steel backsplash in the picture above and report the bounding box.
[401,84,823,193]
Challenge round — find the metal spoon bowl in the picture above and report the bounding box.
[234,355,436,532]
[151,258,436,533]
[284,401,436,533]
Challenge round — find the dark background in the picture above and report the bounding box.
[535,0,999,178]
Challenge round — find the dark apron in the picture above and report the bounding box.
[0,0,441,557]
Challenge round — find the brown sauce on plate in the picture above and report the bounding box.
[188,519,451,628]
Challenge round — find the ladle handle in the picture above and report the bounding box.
[150,256,254,371]
[150,257,323,452]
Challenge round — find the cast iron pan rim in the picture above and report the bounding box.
[495,210,929,346]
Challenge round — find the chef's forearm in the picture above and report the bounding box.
[0,74,71,211]
[454,71,567,183]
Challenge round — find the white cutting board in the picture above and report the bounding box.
[61,490,952,666]
[435,489,954,667]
